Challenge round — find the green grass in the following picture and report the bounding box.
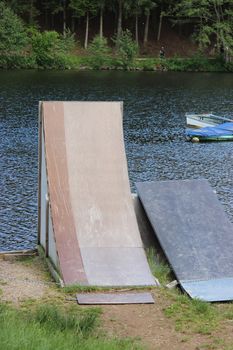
[1,51,231,72]
[164,292,220,334]
[63,284,154,295]
[199,338,226,349]
[31,303,101,335]
[146,248,171,285]
[17,256,37,266]
[0,302,144,350]
[62,284,110,294]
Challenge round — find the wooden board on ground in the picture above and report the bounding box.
[76,292,154,305]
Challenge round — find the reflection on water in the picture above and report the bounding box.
[0,71,233,250]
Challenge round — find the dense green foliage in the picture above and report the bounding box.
[2,0,233,52]
[0,2,28,54]
[88,35,110,69]
[30,29,75,68]
[113,29,139,68]
[172,0,233,56]
[0,0,232,70]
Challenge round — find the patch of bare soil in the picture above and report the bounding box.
[0,256,232,350]
[101,290,211,350]
[0,255,60,304]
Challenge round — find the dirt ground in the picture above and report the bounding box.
[0,255,60,303]
[0,255,232,350]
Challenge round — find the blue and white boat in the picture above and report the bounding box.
[186,113,233,128]
[186,122,233,142]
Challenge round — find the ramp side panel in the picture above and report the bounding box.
[40,126,59,270]
[48,207,59,269]
[42,102,88,285]
[40,126,47,249]
[64,102,142,248]
[136,180,233,282]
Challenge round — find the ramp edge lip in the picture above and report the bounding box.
[180,278,233,302]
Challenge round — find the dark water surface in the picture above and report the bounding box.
[0,70,233,251]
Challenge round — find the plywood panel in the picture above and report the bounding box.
[77,292,154,305]
[40,102,155,287]
[136,179,233,301]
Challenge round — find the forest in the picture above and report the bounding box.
[0,0,233,70]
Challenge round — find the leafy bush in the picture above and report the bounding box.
[59,29,76,52]
[113,30,138,69]
[0,1,28,55]
[136,58,159,71]
[224,60,233,72]
[163,55,225,72]
[0,54,36,69]
[30,29,75,69]
[88,35,110,69]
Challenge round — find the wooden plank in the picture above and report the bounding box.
[42,102,88,285]
[0,249,37,256]
[76,292,154,305]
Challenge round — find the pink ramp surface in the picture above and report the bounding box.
[41,101,155,286]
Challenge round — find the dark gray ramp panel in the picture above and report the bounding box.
[136,179,233,302]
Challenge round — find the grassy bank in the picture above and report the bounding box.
[0,53,232,72]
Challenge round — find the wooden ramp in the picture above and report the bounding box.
[136,179,233,301]
[38,101,155,287]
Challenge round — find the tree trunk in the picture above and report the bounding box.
[117,0,123,42]
[143,12,150,46]
[213,2,221,52]
[29,0,34,25]
[135,13,139,45]
[45,8,49,29]
[71,16,75,33]
[84,11,89,49]
[63,0,67,37]
[100,7,103,38]
[157,12,163,41]
[51,14,54,30]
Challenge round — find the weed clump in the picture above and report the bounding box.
[164,293,220,334]
[147,248,171,285]
[0,302,143,350]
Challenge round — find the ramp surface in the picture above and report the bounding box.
[40,101,155,287]
[136,179,233,301]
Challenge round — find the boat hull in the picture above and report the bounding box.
[186,121,233,142]
[192,135,233,142]
[186,113,233,128]
[186,117,215,128]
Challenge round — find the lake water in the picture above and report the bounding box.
[0,70,233,251]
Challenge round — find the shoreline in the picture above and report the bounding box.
[0,56,232,73]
